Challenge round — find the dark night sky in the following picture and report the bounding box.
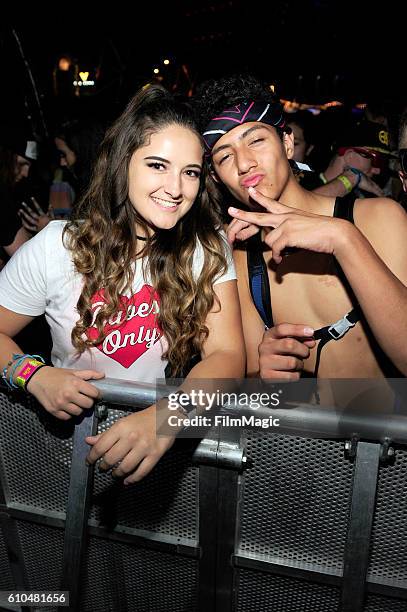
[1,1,403,136]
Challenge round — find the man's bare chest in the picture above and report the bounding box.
[264,250,354,330]
[264,250,384,377]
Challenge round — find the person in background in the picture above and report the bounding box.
[285,110,315,164]
[0,127,36,259]
[19,119,107,233]
[284,110,324,191]
[312,120,393,198]
[0,126,53,358]
[51,119,107,217]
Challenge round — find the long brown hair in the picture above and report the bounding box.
[64,84,228,375]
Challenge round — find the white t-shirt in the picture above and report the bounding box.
[0,221,236,383]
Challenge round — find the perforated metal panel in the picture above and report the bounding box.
[90,408,199,540]
[368,448,407,583]
[0,525,15,590]
[235,569,340,611]
[365,594,407,612]
[81,536,198,612]
[238,432,353,571]
[0,395,198,541]
[15,521,198,612]
[17,521,63,592]
[0,392,72,513]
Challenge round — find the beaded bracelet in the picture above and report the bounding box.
[2,354,30,390]
[2,356,15,388]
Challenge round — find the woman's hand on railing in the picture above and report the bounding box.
[26,366,105,420]
[85,405,175,484]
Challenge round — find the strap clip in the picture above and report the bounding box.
[328,312,357,340]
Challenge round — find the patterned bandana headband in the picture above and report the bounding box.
[202,100,285,155]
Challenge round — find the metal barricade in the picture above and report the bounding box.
[0,380,407,612]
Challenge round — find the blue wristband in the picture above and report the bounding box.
[347,167,363,188]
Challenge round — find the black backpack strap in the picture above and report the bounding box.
[307,191,361,379]
[313,307,361,378]
[333,192,357,223]
[247,233,273,329]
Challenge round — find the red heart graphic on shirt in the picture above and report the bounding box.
[86,285,161,368]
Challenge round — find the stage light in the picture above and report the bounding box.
[163,59,170,65]
[58,57,71,71]
[153,68,160,74]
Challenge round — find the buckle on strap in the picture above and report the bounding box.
[328,312,357,340]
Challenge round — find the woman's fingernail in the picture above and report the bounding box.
[229,207,238,214]
[304,327,314,335]
[248,186,256,193]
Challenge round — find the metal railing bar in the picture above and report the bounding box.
[60,411,97,610]
[2,382,406,444]
[1,503,199,558]
[222,403,407,445]
[341,441,381,611]
[92,379,407,445]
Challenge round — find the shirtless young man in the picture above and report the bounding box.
[194,75,407,382]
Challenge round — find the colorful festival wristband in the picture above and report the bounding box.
[14,357,46,391]
[337,174,353,194]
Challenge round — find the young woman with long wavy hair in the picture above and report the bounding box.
[0,85,245,482]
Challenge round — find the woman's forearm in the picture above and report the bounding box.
[190,348,245,380]
[0,333,31,383]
